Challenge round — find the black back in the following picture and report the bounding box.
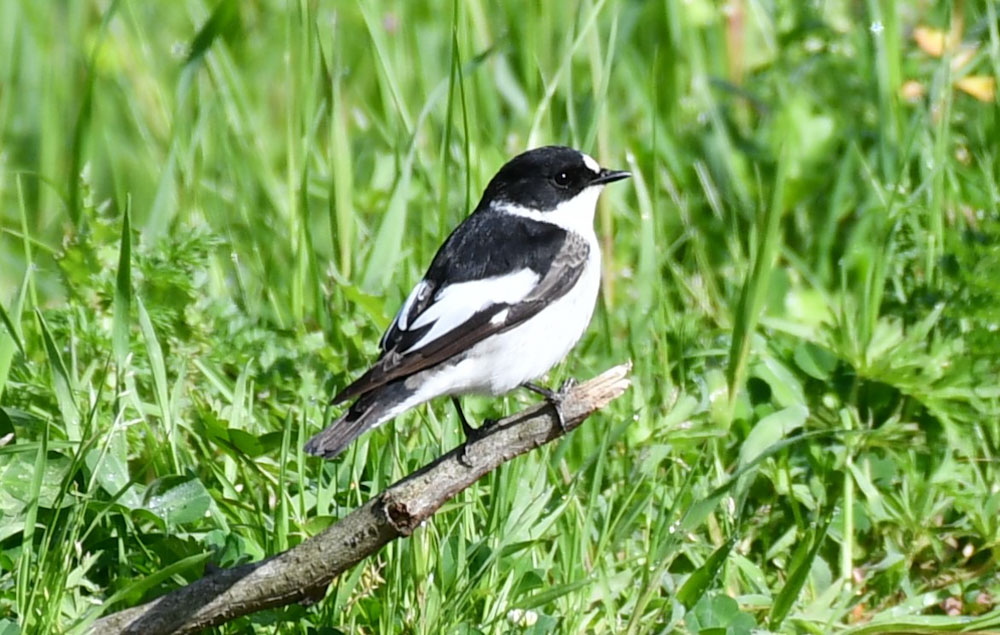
[425,212,567,285]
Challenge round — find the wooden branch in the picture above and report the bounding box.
[92,363,632,635]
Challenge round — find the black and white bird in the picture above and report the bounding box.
[305,146,630,459]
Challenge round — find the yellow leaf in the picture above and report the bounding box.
[914,26,951,57]
[955,76,997,102]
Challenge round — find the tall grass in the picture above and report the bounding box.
[1,0,999,632]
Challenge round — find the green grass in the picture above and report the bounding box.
[2,0,1000,633]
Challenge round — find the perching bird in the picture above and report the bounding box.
[305,146,630,459]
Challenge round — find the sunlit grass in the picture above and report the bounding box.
[1,0,999,633]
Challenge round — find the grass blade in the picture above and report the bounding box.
[66,0,121,226]
[361,148,415,292]
[357,0,413,134]
[526,0,608,147]
[35,310,80,442]
[768,512,833,629]
[680,430,840,534]
[0,295,24,358]
[842,608,1000,634]
[137,297,178,471]
[726,146,789,412]
[676,535,738,610]
[518,578,591,610]
[184,0,239,68]
[112,204,131,367]
[15,415,48,630]
[98,552,212,616]
[0,218,32,401]
[323,27,355,279]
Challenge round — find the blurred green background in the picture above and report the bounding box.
[1,0,999,633]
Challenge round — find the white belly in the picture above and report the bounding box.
[407,250,602,401]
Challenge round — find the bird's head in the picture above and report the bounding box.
[482,146,630,213]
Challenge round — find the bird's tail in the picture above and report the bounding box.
[304,379,415,459]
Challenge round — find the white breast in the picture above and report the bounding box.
[406,234,601,400]
[474,246,601,394]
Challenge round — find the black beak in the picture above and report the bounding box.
[591,168,631,185]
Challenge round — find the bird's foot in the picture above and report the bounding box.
[458,419,496,468]
[454,397,496,467]
[461,416,494,444]
[558,377,578,394]
[523,379,577,432]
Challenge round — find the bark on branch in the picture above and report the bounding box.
[92,363,632,635]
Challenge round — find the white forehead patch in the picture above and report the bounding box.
[581,152,600,174]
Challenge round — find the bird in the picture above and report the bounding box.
[305,145,630,459]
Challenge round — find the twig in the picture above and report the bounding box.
[92,363,632,635]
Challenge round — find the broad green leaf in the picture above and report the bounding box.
[143,475,211,526]
[792,342,837,380]
[752,356,806,408]
[85,436,140,509]
[0,452,72,513]
[228,429,263,457]
[686,592,756,633]
[738,405,808,470]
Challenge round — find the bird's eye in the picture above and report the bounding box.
[553,171,571,187]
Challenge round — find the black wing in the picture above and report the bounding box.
[378,211,570,352]
[334,218,589,404]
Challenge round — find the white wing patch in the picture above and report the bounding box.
[396,280,429,330]
[381,279,430,350]
[401,268,540,353]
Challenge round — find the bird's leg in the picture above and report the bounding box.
[452,397,475,439]
[522,379,576,431]
[453,397,493,467]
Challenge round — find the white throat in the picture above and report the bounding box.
[496,186,604,237]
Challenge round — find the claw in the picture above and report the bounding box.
[458,443,474,468]
[522,381,574,431]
